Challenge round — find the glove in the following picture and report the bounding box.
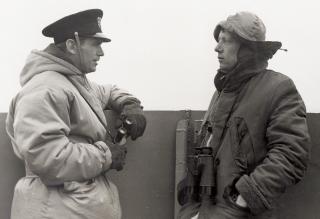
[121,104,147,140]
[108,143,127,171]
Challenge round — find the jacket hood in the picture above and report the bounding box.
[213,11,282,59]
[20,44,82,86]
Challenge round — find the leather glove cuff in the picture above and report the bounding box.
[121,103,146,140]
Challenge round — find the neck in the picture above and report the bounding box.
[44,44,84,74]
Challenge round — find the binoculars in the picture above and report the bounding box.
[187,146,216,201]
[185,121,217,202]
[194,146,216,196]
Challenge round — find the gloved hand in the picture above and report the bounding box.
[108,143,127,171]
[121,104,147,140]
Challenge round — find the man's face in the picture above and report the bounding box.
[215,30,241,72]
[79,38,104,73]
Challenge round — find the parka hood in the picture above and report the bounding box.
[20,44,82,86]
[213,11,282,60]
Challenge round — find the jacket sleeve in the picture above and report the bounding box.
[12,88,112,186]
[235,78,311,214]
[90,82,141,112]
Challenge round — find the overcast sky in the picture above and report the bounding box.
[1,0,319,112]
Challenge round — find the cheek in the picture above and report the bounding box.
[225,51,237,64]
[229,47,239,63]
[83,52,93,62]
[231,53,238,64]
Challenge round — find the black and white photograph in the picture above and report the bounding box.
[0,0,319,218]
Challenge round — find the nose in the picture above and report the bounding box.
[215,42,222,53]
[97,46,104,57]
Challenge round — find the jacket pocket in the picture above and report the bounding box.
[62,180,96,195]
[228,117,255,174]
[60,180,100,205]
[54,177,121,218]
[223,178,250,213]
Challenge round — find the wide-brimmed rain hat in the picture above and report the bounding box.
[214,12,282,57]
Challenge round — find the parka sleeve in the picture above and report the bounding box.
[235,78,311,214]
[12,88,112,186]
[90,82,141,112]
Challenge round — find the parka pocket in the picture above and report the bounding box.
[223,178,250,215]
[228,117,255,174]
[62,180,97,201]
[56,177,121,218]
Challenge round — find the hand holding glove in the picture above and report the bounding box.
[121,104,147,140]
[108,143,127,171]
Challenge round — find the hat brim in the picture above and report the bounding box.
[91,33,111,42]
[246,41,282,57]
[213,23,224,42]
[214,23,282,56]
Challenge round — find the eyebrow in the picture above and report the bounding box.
[218,35,227,41]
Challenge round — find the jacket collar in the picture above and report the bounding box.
[214,48,268,93]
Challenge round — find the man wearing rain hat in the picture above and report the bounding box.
[6,9,146,219]
[178,12,310,219]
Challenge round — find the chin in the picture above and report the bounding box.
[89,66,97,72]
[84,68,96,74]
[219,64,234,72]
[219,65,227,71]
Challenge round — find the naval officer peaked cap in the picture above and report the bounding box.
[42,9,111,44]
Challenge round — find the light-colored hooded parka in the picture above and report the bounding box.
[6,44,141,219]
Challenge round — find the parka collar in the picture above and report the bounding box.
[20,45,83,86]
[214,56,268,93]
[44,44,75,67]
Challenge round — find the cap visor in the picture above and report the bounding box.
[92,33,111,42]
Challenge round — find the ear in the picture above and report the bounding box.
[65,39,78,55]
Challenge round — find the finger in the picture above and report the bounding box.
[130,123,138,140]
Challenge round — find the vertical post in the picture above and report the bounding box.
[174,110,191,219]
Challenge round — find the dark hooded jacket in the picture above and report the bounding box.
[179,44,311,219]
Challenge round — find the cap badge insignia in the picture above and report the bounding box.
[97,17,102,29]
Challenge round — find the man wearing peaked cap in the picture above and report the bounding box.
[42,9,112,74]
[178,11,310,219]
[42,9,111,44]
[6,9,146,219]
